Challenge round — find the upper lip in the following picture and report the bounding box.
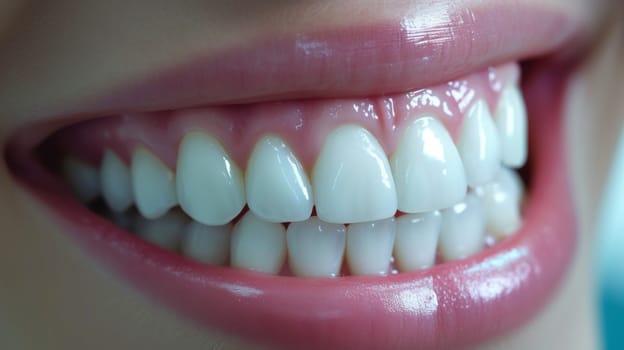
[61,2,586,117]
[4,1,588,350]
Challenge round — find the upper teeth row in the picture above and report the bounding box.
[63,84,527,226]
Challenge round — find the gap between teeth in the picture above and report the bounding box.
[62,84,528,277]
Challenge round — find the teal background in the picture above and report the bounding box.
[597,126,624,350]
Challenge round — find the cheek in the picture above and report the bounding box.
[565,25,624,236]
[0,0,29,36]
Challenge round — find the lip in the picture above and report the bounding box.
[16,2,586,124]
[3,2,582,350]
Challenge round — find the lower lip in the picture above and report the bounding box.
[4,67,575,350]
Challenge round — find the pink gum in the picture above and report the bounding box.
[47,63,518,172]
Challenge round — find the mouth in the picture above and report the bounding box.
[3,2,585,350]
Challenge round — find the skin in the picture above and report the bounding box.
[0,1,622,349]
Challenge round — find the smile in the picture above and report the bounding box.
[3,3,585,350]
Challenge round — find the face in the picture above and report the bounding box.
[1,1,622,349]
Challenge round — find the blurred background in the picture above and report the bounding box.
[597,123,624,350]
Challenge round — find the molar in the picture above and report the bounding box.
[312,124,397,224]
[176,132,246,225]
[245,136,313,223]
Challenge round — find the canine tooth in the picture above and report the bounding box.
[391,117,467,212]
[495,85,528,168]
[312,125,397,223]
[134,211,187,251]
[230,212,286,274]
[246,136,313,222]
[181,222,231,265]
[100,150,133,212]
[439,194,485,261]
[131,147,177,219]
[394,211,441,271]
[346,218,396,276]
[62,157,99,202]
[177,132,245,225]
[458,100,501,187]
[287,217,346,277]
[474,168,524,238]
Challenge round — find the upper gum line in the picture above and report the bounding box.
[49,63,519,171]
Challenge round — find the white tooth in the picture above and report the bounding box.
[134,211,187,251]
[312,125,397,223]
[176,132,245,225]
[496,166,524,201]
[346,218,396,276]
[474,168,524,238]
[391,117,467,212]
[181,222,231,265]
[495,85,528,168]
[287,217,346,277]
[131,147,177,219]
[394,211,441,272]
[230,212,286,274]
[62,156,99,202]
[246,136,313,223]
[439,194,485,261]
[100,150,133,212]
[458,100,502,187]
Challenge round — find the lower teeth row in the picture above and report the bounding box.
[92,167,523,277]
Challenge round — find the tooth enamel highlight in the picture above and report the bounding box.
[495,85,528,168]
[439,194,485,261]
[246,136,313,223]
[312,125,397,224]
[176,132,246,225]
[181,222,231,265]
[230,212,286,274]
[62,157,100,202]
[131,147,177,219]
[134,211,187,251]
[346,218,396,275]
[394,211,441,271]
[458,100,502,187]
[287,217,346,277]
[100,149,133,212]
[475,168,524,238]
[391,117,467,213]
